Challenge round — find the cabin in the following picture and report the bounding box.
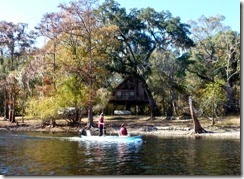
[108,76,149,115]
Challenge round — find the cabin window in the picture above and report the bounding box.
[116,91,122,98]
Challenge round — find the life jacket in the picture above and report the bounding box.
[120,127,128,135]
[98,116,104,127]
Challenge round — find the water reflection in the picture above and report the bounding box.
[0,131,240,176]
[141,136,240,175]
[77,140,143,175]
[116,142,142,174]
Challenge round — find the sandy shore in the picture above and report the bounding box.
[108,126,240,139]
[0,117,240,139]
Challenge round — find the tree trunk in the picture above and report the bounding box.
[21,100,25,123]
[50,119,56,128]
[167,75,174,117]
[8,102,15,123]
[3,87,8,120]
[211,102,215,125]
[11,91,16,123]
[141,78,161,117]
[11,101,16,123]
[87,30,94,129]
[224,84,238,114]
[87,105,93,128]
[167,96,173,117]
[189,96,207,134]
[8,89,14,122]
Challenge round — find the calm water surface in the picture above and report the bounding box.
[0,131,240,176]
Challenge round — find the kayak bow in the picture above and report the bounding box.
[80,134,143,143]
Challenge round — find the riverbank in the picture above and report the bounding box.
[0,115,240,139]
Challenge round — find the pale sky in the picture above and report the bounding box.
[119,0,240,32]
[0,0,241,47]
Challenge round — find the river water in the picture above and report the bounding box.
[0,131,240,176]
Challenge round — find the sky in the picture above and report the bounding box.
[0,0,241,47]
[119,0,240,31]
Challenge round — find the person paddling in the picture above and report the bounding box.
[119,123,128,136]
[98,113,105,136]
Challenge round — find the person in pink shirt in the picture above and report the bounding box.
[119,123,128,136]
[98,113,105,136]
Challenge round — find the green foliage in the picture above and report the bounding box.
[98,0,194,79]
[175,52,194,77]
[56,75,88,108]
[93,88,111,113]
[26,96,60,120]
[187,15,240,115]
[199,79,226,116]
[1,1,240,121]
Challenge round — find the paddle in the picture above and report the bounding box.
[103,123,105,136]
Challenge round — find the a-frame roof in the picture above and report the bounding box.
[109,76,149,105]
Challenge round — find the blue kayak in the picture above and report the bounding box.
[80,135,143,143]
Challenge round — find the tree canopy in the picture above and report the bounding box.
[0,0,240,127]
